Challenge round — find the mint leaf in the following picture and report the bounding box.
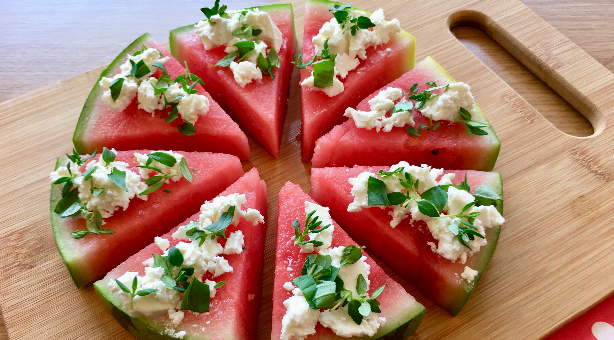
[232,24,254,39]
[371,285,385,299]
[147,152,177,167]
[130,59,151,79]
[420,186,448,212]
[167,246,184,267]
[178,120,196,136]
[393,101,413,113]
[366,176,389,206]
[356,274,368,295]
[340,245,364,266]
[180,278,211,313]
[215,51,238,67]
[109,78,124,101]
[214,281,226,289]
[139,181,163,195]
[54,188,82,217]
[348,300,363,324]
[203,206,235,238]
[417,200,440,217]
[333,10,349,24]
[313,59,335,88]
[356,16,375,29]
[234,41,256,61]
[136,288,157,296]
[165,105,179,123]
[310,281,337,309]
[108,168,127,192]
[387,191,407,205]
[458,107,472,121]
[473,184,501,207]
[102,147,115,166]
[83,166,97,181]
[151,62,167,75]
[180,157,193,183]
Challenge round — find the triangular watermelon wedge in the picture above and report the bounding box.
[311,166,503,315]
[94,168,268,339]
[311,57,501,170]
[169,4,297,158]
[51,150,244,288]
[300,0,416,163]
[73,33,251,161]
[272,182,425,339]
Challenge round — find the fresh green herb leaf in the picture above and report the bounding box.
[216,50,238,67]
[332,10,349,24]
[151,62,167,75]
[371,285,385,299]
[55,188,82,217]
[417,200,440,217]
[448,219,460,235]
[147,152,177,167]
[355,16,375,29]
[167,246,184,267]
[179,157,193,183]
[340,245,364,266]
[130,59,151,79]
[420,186,448,212]
[178,120,196,136]
[109,78,124,102]
[102,147,115,166]
[409,83,418,94]
[458,107,472,121]
[204,206,235,238]
[201,0,227,22]
[180,278,211,313]
[406,126,421,137]
[387,191,407,205]
[165,105,179,123]
[356,274,368,295]
[393,101,413,113]
[136,288,157,296]
[108,167,127,192]
[214,281,226,289]
[83,166,97,181]
[139,181,163,195]
[426,81,437,87]
[234,40,256,61]
[473,184,501,207]
[293,210,331,247]
[432,122,441,131]
[367,176,389,206]
[313,59,335,88]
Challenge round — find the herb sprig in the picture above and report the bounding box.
[184,206,235,245]
[329,4,375,36]
[331,274,385,325]
[293,210,331,247]
[201,0,228,23]
[137,152,194,195]
[115,276,157,310]
[293,38,337,88]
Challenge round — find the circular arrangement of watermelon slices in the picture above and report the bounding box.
[48,0,505,339]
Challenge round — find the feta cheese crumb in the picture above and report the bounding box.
[223,230,245,255]
[177,93,210,125]
[134,151,185,183]
[300,71,344,97]
[100,76,138,112]
[205,280,218,298]
[461,266,479,283]
[320,246,370,297]
[319,307,385,338]
[137,77,165,114]
[155,237,170,252]
[283,282,295,291]
[420,82,475,122]
[344,87,414,132]
[280,295,319,340]
[297,201,335,253]
[168,309,184,326]
[229,61,263,87]
[199,193,264,229]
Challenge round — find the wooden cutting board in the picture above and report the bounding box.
[1,0,614,338]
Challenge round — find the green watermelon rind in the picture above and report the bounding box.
[448,172,503,315]
[377,302,425,339]
[94,278,198,340]
[50,157,90,287]
[169,3,298,61]
[73,33,154,154]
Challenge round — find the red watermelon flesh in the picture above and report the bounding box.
[51,151,244,288]
[169,4,297,158]
[300,0,416,163]
[73,33,251,160]
[272,182,425,339]
[94,168,268,340]
[310,166,503,315]
[311,57,501,170]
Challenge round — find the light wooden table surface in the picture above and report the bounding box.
[0,0,612,338]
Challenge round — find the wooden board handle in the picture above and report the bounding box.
[447,0,614,136]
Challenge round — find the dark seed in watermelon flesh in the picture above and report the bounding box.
[311,166,503,315]
[311,57,501,170]
[94,168,268,340]
[300,0,416,163]
[271,182,425,339]
[51,150,244,288]
[169,4,297,158]
[73,33,251,161]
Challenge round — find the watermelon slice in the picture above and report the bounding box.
[94,168,268,340]
[169,4,297,158]
[73,33,251,161]
[310,166,503,315]
[272,182,425,339]
[311,57,501,170]
[300,0,416,162]
[51,151,244,288]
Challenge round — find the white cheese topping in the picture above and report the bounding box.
[420,82,475,122]
[283,282,295,291]
[320,246,370,297]
[134,151,185,183]
[344,87,414,132]
[199,193,264,230]
[99,48,170,112]
[49,156,148,219]
[229,61,263,87]
[223,230,245,255]
[319,307,386,338]
[195,8,282,87]
[297,201,335,253]
[302,8,401,96]
[461,266,479,283]
[347,161,505,263]
[177,93,210,125]
[280,295,320,340]
[137,77,165,114]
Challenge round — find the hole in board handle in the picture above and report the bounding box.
[448,10,595,137]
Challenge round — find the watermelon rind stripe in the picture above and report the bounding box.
[73,33,154,154]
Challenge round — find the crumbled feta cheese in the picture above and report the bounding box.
[50,156,148,219]
[134,151,185,183]
[205,280,218,298]
[207,256,233,277]
[300,70,345,97]
[155,237,170,252]
[100,48,169,112]
[177,93,210,125]
[229,61,263,87]
[168,309,184,326]
[280,295,320,340]
[319,307,385,338]
[172,225,190,241]
[297,201,335,253]
[242,9,283,52]
[108,268,180,316]
[420,82,475,122]
[198,193,264,230]
[195,14,238,50]
[223,230,245,255]
[320,246,370,297]
[283,282,295,291]
[304,8,401,96]
[137,77,165,114]
[344,87,414,132]
[461,266,478,283]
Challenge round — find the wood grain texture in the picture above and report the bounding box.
[1,0,614,339]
